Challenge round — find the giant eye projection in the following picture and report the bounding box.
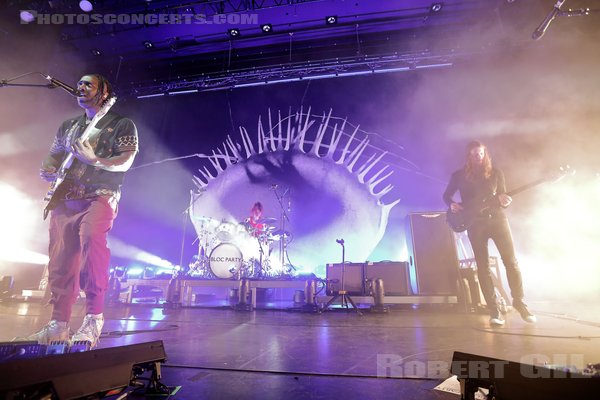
[189,108,400,277]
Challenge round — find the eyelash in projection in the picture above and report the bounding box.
[192,107,401,211]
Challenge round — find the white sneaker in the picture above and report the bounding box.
[489,309,505,327]
[513,301,537,323]
[71,314,104,348]
[16,320,69,344]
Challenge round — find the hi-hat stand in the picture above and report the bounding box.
[321,239,361,314]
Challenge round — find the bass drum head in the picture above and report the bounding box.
[209,242,243,279]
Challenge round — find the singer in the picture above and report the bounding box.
[443,141,536,327]
[16,74,138,348]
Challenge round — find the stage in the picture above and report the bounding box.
[1,295,599,399]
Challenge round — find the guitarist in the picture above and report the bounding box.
[443,141,535,327]
[20,74,138,347]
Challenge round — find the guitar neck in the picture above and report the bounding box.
[506,177,548,197]
[57,97,117,174]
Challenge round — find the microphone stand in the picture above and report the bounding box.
[321,239,361,314]
[165,206,189,309]
[0,72,78,96]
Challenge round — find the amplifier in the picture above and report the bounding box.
[364,261,409,296]
[325,262,365,295]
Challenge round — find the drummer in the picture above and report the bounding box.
[246,201,266,237]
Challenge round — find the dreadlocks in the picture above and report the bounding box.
[89,74,114,104]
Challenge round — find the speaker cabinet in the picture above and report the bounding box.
[364,262,409,296]
[406,212,459,295]
[326,263,365,295]
[0,341,166,399]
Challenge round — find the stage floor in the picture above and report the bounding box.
[1,298,599,399]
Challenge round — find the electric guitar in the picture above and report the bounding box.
[42,97,117,219]
[446,165,573,232]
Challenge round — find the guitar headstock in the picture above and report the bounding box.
[549,165,575,183]
[90,96,117,124]
[100,96,117,113]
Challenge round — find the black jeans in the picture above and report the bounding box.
[467,215,525,313]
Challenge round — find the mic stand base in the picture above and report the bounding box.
[320,290,362,315]
[299,304,319,313]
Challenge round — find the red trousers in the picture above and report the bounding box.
[48,196,117,321]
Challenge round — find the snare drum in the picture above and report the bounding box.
[209,242,244,279]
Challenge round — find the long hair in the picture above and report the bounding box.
[90,73,114,104]
[251,202,263,213]
[464,140,492,180]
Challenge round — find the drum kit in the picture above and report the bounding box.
[187,216,291,279]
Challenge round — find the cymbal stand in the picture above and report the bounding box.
[271,186,294,275]
[321,239,361,314]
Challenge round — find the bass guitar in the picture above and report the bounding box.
[42,97,116,219]
[446,165,573,233]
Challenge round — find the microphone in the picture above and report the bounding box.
[532,0,565,41]
[336,238,344,245]
[45,74,81,97]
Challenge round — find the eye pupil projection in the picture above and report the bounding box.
[190,108,400,276]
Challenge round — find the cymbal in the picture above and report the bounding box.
[194,216,220,227]
[194,216,217,222]
[258,217,277,224]
[270,229,291,240]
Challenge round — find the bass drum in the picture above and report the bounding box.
[209,242,243,279]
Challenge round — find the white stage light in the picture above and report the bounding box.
[0,182,46,264]
[79,1,93,12]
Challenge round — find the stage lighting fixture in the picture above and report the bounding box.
[90,49,102,56]
[79,0,93,12]
[227,28,241,38]
[19,10,36,23]
[142,40,154,49]
[430,3,443,13]
[260,24,273,33]
[325,16,338,25]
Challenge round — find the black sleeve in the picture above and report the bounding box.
[112,118,138,154]
[442,171,460,207]
[42,119,74,170]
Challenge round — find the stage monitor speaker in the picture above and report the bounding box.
[451,351,600,400]
[0,340,167,399]
[406,212,460,295]
[365,262,409,296]
[326,262,365,295]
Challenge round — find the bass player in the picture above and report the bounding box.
[443,140,535,327]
